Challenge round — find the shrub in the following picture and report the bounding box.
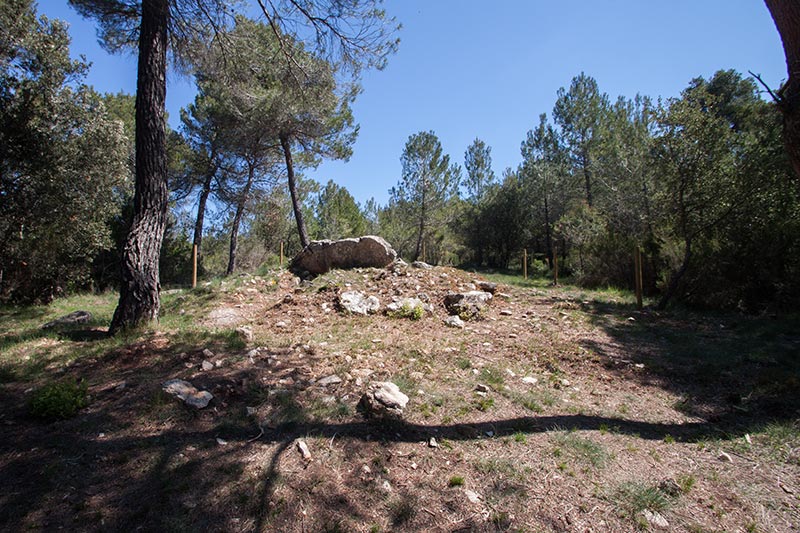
[29,379,89,420]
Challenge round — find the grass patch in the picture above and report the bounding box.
[28,378,89,420]
[478,366,505,388]
[551,429,609,469]
[448,475,465,487]
[610,481,673,519]
[387,301,424,321]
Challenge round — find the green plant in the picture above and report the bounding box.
[663,434,676,444]
[448,475,465,487]
[479,366,505,388]
[456,357,472,370]
[676,473,696,494]
[29,378,89,420]
[513,432,527,444]
[551,430,609,468]
[611,481,672,518]
[474,396,494,412]
[387,302,424,320]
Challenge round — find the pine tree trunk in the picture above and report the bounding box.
[765,0,800,180]
[280,133,309,248]
[109,0,169,335]
[226,163,255,276]
[193,172,213,253]
[657,238,692,310]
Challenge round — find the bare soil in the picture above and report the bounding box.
[1,264,798,532]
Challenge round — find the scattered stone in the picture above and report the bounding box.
[642,509,669,529]
[361,465,372,475]
[235,326,253,342]
[317,375,343,386]
[464,489,481,504]
[718,451,733,462]
[428,437,439,448]
[201,360,214,371]
[42,310,92,330]
[291,235,397,275]
[410,462,418,470]
[275,321,288,329]
[475,384,490,393]
[162,379,213,409]
[339,291,381,315]
[216,437,228,446]
[744,434,752,445]
[443,315,465,328]
[246,406,258,417]
[522,376,538,385]
[381,480,392,493]
[386,297,428,317]
[358,381,409,420]
[411,261,432,269]
[658,479,682,497]
[506,368,516,377]
[202,348,215,359]
[508,333,518,339]
[499,309,513,316]
[296,440,312,461]
[444,291,493,320]
[476,281,497,294]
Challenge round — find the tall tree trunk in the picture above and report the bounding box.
[765,0,800,180]
[657,238,692,310]
[582,149,593,207]
[280,133,309,248]
[193,172,214,253]
[109,0,168,335]
[543,195,554,267]
[226,164,255,276]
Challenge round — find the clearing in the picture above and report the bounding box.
[1,264,798,532]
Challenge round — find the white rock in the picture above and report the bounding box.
[201,360,214,371]
[162,379,213,409]
[428,437,439,448]
[202,348,215,358]
[464,489,481,504]
[296,440,312,461]
[642,509,669,529]
[522,376,538,385]
[339,291,381,315]
[317,375,343,386]
[443,315,465,328]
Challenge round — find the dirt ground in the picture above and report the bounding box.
[1,263,798,532]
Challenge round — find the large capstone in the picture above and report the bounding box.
[290,236,397,275]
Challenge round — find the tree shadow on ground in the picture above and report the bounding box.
[577,298,800,429]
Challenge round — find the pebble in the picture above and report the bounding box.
[522,376,538,385]
[317,375,342,386]
[428,437,439,448]
[464,489,481,504]
[297,440,312,461]
[201,360,214,371]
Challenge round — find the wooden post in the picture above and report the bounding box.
[634,246,643,309]
[280,242,284,268]
[553,245,559,286]
[191,244,197,289]
[523,249,528,280]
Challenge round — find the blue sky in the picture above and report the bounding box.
[41,1,786,206]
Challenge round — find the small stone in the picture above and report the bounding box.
[443,315,465,328]
[505,368,516,377]
[508,333,518,338]
[428,437,439,448]
[235,326,254,342]
[202,348,215,358]
[296,440,312,461]
[41,310,93,330]
[381,480,392,492]
[410,462,418,470]
[499,309,513,316]
[464,489,481,504]
[485,431,494,437]
[634,363,645,369]
[246,406,258,417]
[361,464,372,475]
[475,384,490,393]
[201,360,214,371]
[317,375,343,386]
[642,509,669,529]
[718,451,733,462]
[162,379,213,409]
[216,437,228,446]
[522,376,538,385]
[744,434,752,445]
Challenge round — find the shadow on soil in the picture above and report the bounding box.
[1,297,799,531]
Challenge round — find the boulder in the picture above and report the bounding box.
[339,291,381,315]
[42,310,92,330]
[291,236,397,275]
[475,280,498,294]
[386,297,431,317]
[443,315,465,328]
[411,261,432,269]
[358,381,409,420]
[444,291,493,319]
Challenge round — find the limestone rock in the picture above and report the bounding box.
[358,381,409,420]
[476,280,497,294]
[443,315,465,328]
[339,291,380,315]
[291,236,397,275]
[42,310,92,330]
[642,509,669,529]
[317,374,343,386]
[162,379,213,409]
[444,291,493,319]
[411,261,432,269]
[235,326,253,342]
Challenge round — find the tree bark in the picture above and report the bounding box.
[226,163,255,276]
[280,133,309,248]
[193,172,214,253]
[109,0,169,335]
[765,0,800,180]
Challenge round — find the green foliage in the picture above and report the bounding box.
[611,481,673,518]
[313,180,368,239]
[0,1,129,303]
[387,301,424,320]
[448,475,465,487]
[29,379,89,420]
